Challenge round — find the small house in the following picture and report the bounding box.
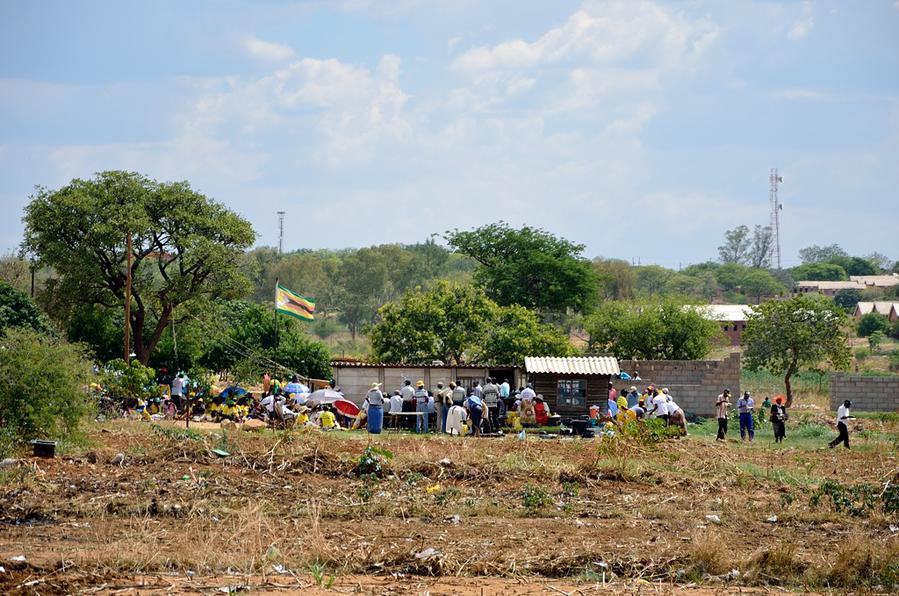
[524,356,620,417]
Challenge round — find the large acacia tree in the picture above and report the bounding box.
[23,171,255,364]
[742,294,851,406]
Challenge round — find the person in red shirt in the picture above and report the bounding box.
[534,396,550,426]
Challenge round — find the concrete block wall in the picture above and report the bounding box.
[613,353,741,417]
[830,374,899,412]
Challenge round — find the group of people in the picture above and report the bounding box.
[606,383,689,434]
[715,389,790,443]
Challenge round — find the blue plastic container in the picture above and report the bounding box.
[367,405,384,434]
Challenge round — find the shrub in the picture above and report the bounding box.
[354,446,393,478]
[855,347,870,361]
[857,313,889,337]
[520,483,552,514]
[0,328,93,457]
[889,350,899,373]
[101,359,156,401]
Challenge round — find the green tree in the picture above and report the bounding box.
[584,299,723,360]
[445,222,598,314]
[790,263,848,281]
[748,225,773,269]
[857,313,890,338]
[0,279,54,335]
[337,247,389,340]
[868,330,886,353]
[592,258,635,300]
[828,255,877,276]
[0,328,94,456]
[833,288,863,312]
[368,281,496,364]
[799,244,847,264]
[22,171,255,364]
[742,295,851,406]
[718,225,750,264]
[477,304,575,365]
[635,265,673,296]
[741,269,785,303]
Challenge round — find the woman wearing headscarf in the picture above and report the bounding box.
[770,396,788,443]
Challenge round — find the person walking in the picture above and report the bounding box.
[828,400,854,449]
[171,373,185,412]
[716,389,731,441]
[737,391,755,442]
[770,396,788,443]
[413,380,429,434]
[364,382,385,434]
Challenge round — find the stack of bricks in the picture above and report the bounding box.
[612,353,741,417]
[830,373,899,412]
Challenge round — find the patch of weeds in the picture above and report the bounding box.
[151,425,203,441]
[404,471,425,486]
[560,481,580,498]
[520,483,552,515]
[434,486,460,506]
[778,491,794,509]
[309,560,336,589]
[357,474,378,503]
[0,465,33,486]
[354,446,393,478]
[810,479,880,516]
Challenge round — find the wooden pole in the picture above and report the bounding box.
[124,231,132,364]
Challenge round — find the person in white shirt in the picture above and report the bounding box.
[737,391,756,442]
[651,391,669,425]
[665,390,687,434]
[829,400,854,449]
[260,393,275,414]
[520,384,536,402]
[171,373,185,411]
[389,390,403,413]
[445,404,468,436]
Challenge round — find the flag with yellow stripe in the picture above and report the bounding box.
[275,283,315,321]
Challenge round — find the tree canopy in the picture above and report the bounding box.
[790,262,848,281]
[0,279,54,335]
[367,281,573,366]
[445,222,598,314]
[742,294,850,406]
[584,299,723,360]
[22,171,255,364]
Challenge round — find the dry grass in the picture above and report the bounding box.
[687,529,729,576]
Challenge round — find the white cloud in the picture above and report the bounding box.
[787,1,814,40]
[452,2,718,72]
[243,35,295,62]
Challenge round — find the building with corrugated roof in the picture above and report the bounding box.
[793,280,866,297]
[853,301,899,321]
[849,274,899,288]
[524,356,620,417]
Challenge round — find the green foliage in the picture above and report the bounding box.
[101,358,157,400]
[22,171,255,364]
[584,298,722,360]
[354,445,393,478]
[151,424,203,442]
[309,561,336,589]
[741,269,786,302]
[857,313,890,337]
[0,328,94,456]
[718,225,751,264]
[634,265,673,296]
[619,417,683,444]
[828,255,877,276]
[855,347,870,361]
[868,331,886,353]
[520,483,552,514]
[890,320,899,341]
[445,222,598,314]
[0,280,54,335]
[809,480,884,517]
[799,244,848,265]
[889,349,899,372]
[833,288,863,312]
[478,304,576,365]
[790,262,848,281]
[743,294,851,405]
[592,258,635,300]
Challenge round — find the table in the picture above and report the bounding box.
[385,411,426,430]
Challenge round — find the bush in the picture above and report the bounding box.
[890,320,899,341]
[0,328,93,457]
[857,313,890,337]
[890,350,899,373]
[855,347,870,361]
[101,359,157,401]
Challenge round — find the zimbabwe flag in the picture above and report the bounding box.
[275,283,315,321]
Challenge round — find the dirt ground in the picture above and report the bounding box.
[1,419,897,594]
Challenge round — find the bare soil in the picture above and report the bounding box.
[1,420,896,594]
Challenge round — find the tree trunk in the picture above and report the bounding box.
[783,361,797,408]
[131,304,173,365]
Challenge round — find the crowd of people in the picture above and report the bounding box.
[132,369,856,447]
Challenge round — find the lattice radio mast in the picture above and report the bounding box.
[277,211,285,255]
[769,168,783,269]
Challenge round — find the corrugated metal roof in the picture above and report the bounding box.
[794,280,865,290]
[850,274,899,287]
[524,356,620,375]
[690,304,756,322]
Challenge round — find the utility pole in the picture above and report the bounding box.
[277,211,285,255]
[769,168,783,270]
[124,231,133,364]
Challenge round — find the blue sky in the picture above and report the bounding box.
[1,0,897,267]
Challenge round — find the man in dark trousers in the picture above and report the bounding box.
[829,400,854,449]
[715,389,731,441]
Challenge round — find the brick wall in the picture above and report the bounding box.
[830,374,899,412]
[613,353,741,417]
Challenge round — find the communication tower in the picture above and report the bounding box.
[769,169,783,269]
[277,211,285,255]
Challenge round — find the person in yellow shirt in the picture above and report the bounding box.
[319,405,337,430]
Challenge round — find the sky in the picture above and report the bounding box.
[1,0,897,268]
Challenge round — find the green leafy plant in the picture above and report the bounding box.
[810,480,880,516]
[309,561,336,589]
[354,445,393,478]
[520,483,552,514]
